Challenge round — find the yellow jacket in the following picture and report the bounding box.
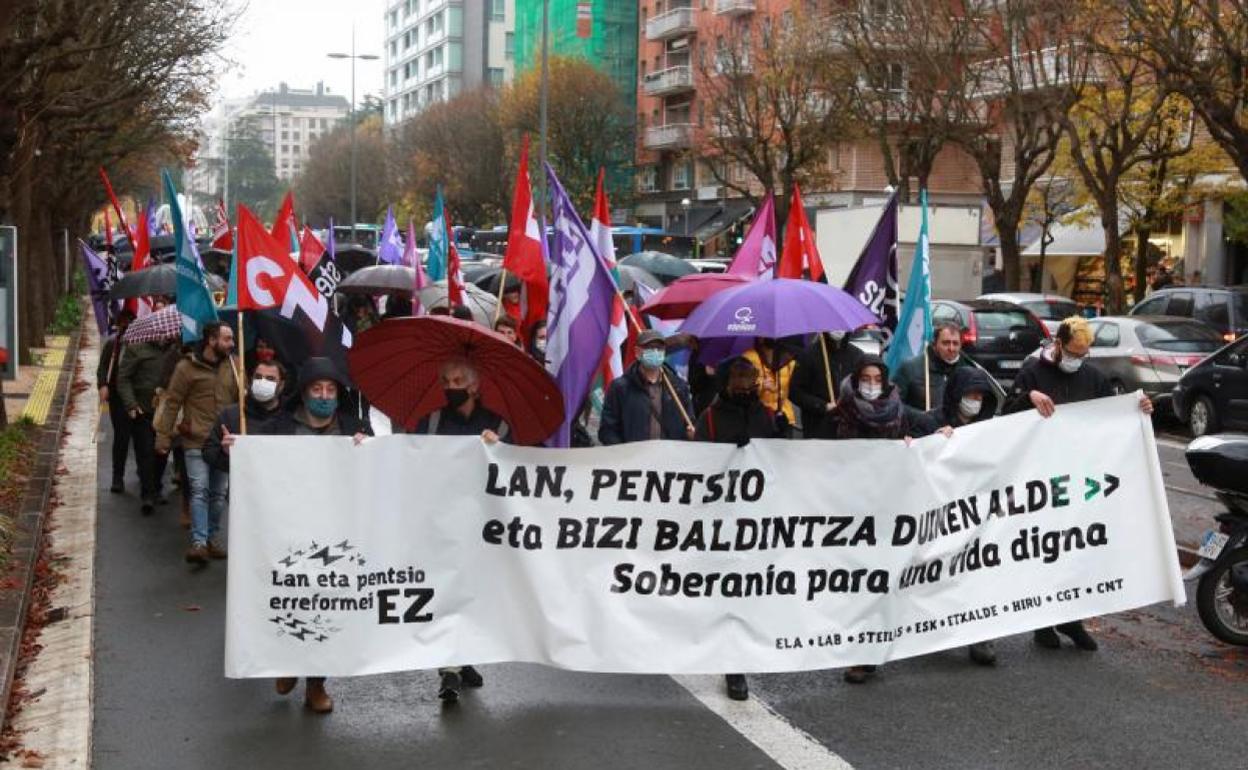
[741,349,796,423]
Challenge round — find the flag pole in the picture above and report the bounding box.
[818,332,836,408]
[236,312,247,434]
[923,345,931,412]
[492,268,508,326]
[612,284,694,432]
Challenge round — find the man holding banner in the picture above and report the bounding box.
[1006,316,1154,652]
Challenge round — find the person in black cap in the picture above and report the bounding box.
[257,356,370,716]
[599,329,694,445]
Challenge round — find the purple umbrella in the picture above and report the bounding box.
[680,279,878,363]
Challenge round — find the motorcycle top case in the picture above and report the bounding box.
[1186,434,1248,496]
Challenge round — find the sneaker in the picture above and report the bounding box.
[185,544,209,565]
[725,674,749,701]
[968,641,997,666]
[843,665,877,684]
[438,671,461,702]
[140,498,155,516]
[1033,627,1062,649]
[459,665,484,688]
[110,480,124,494]
[207,541,228,560]
[1057,622,1099,652]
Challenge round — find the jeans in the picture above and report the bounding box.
[185,448,228,546]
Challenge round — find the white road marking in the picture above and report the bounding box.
[1156,437,1190,450]
[672,674,853,770]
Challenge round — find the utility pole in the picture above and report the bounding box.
[328,26,379,245]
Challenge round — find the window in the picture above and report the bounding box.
[505,32,514,59]
[1091,322,1120,348]
[390,9,398,27]
[491,0,504,21]
[932,303,959,324]
[404,31,412,49]
[1131,296,1167,316]
[672,162,692,191]
[488,67,504,87]
[281,144,289,154]
[390,69,398,87]
[281,131,289,140]
[390,40,398,58]
[867,62,905,93]
[1166,292,1195,317]
[638,166,658,193]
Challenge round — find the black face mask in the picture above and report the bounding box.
[726,389,758,405]
[444,388,471,409]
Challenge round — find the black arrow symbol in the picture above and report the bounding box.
[1104,474,1119,497]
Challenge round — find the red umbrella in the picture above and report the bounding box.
[347,316,564,445]
[637,272,751,320]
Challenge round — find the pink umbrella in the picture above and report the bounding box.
[637,273,751,320]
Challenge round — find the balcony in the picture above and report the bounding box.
[644,123,695,150]
[715,0,755,15]
[646,6,697,41]
[969,44,1098,100]
[643,65,694,97]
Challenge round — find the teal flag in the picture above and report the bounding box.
[162,169,219,342]
[426,186,448,281]
[884,189,932,375]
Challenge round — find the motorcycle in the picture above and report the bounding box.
[1185,434,1248,646]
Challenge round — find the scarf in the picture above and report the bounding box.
[833,379,905,439]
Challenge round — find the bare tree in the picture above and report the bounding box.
[697,7,857,227]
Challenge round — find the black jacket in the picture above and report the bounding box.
[819,355,937,440]
[927,366,1000,428]
[598,362,693,445]
[202,396,287,472]
[414,404,511,441]
[790,334,865,438]
[892,346,975,410]
[1004,347,1113,414]
[695,394,780,446]
[97,334,124,389]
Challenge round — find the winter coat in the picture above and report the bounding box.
[201,396,287,472]
[414,404,512,441]
[892,346,976,410]
[1004,345,1113,413]
[154,351,239,452]
[790,334,865,438]
[97,334,125,389]
[258,405,372,437]
[820,355,936,440]
[695,392,780,446]
[598,362,693,445]
[927,366,1000,428]
[116,341,180,414]
[741,348,796,424]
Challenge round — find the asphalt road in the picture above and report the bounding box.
[91,420,1248,770]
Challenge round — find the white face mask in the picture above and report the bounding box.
[1058,354,1084,374]
[858,383,883,401]
[958,396,982,418]
[535,338,547,354]
[250,378,278,403]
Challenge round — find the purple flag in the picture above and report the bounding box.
[842,193,900,345]
[378,206,404,265]
[727,194,777,279]
[544,163,616,448]
[79,240,118,335]
[326,217,337,261]
[145,197,160,236]
[408,220,427,315]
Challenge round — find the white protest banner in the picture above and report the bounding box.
[226,394,1184,677]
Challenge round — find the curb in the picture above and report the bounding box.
[0,326,83,735]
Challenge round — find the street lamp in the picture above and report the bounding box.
[681,198,692,237]
[328,30,379,244]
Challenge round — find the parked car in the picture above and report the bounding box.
[1130,286,1248,343]
[1173,333,1248,436]
[686,258,729,274]
[1081,316,1223,412]
[931,299,1049,385]
[978,292,1080,335]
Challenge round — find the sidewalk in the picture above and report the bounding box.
[2,335,74,426]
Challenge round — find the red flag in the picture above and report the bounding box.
[298,226,326,274]
[211,199,233,250]
[446,208,464,307]
[502,137,549,339]
[236,204,313,311]
[777,184,824,281]
[271,191,295,243]
[125,210,153,318]
[98,167,134,243]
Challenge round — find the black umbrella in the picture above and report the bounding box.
[337,264,418,295]
[461,262,498,286]
[618,264,663,294]
[200,248,233,279]
[334,245,379,274]
[149,233,176,257]
[619,251,697,285]
[479,270,521,295]
[109,263,225,300]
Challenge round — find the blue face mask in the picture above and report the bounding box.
[640,348,666,369]
[306,396,337,418]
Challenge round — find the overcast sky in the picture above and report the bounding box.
[217,0,387,106]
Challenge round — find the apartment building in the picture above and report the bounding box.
[383,0,515,126]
